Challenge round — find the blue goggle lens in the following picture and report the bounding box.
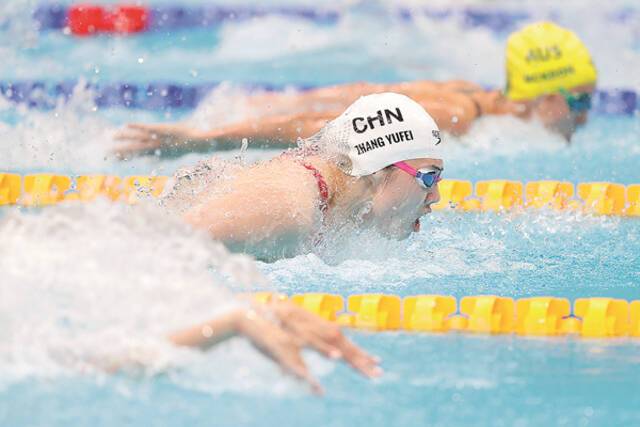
[415,170,441,188]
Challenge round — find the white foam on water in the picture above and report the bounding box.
[0,200,335,395]
[0,0,639,88]
[262,207,622,295]
[213,16,338,62]
[444,115,565,160]
[0,83,117,172]
[263,216,512,291]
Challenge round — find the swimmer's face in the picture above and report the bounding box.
[368,158,443,239]
[532,84,594,141]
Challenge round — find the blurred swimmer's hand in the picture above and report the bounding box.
[236,306,325,394]
[168,301,381,395]
[169,306,323,394]
[267,300,383,379]
[114,123,206,158]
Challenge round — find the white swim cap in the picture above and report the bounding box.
[319,92,443,176]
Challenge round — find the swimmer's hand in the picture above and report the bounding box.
[236,306,325,394]
[168,302,381,395]
[267,300,382,379]
[114,123,208,158]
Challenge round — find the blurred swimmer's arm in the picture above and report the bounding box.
[114,111,338,158]
[168,309,242,349]
[420,96,479,135]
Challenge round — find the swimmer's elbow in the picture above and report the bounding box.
[449,118,473,136]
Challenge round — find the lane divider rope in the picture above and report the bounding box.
[1,174,639,217]
[32,4,638,35]
[255,293,640,338]
[0,81,637,115]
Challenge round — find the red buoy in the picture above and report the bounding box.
[112,6,149,34]
[67,5,106,36]
[67,4,149,36]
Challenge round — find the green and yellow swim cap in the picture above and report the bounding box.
[505,22,597,101]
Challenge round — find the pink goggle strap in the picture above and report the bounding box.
[393,161,418,176]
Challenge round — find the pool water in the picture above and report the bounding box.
[1,1,640,426]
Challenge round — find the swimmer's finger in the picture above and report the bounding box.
[269,340,323,395]
[335,336,382,378]
[296,328,341,359]
[285,355,323,396]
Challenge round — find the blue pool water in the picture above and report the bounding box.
[1,1,640,426]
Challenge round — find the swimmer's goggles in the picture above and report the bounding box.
[393,161,442,189]
[559,88,592,113]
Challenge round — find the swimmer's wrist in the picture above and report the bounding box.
[235,307,262,336]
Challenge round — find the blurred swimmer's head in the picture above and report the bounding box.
[310,92,444,238]
[505,21,597,141]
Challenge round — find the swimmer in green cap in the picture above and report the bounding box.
[116,21,596,157]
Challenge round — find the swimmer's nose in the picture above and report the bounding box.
[425,185,440,205]
[422,186,440,214]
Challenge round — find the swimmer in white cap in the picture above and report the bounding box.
[167,93,443,259]
[116,22,596,157]
[159,93,439,393]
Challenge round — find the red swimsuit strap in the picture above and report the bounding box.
[300,162,329,214]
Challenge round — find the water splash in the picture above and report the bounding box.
[0,200,287,393]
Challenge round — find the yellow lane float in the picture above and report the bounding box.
[460,295,515,334]
[0,173,21,205]
[626,184,640,216]
[577,182,626,216]
[291,293,344,321]
[402,295,456,332]
[574,298,629,338]
[525,181,574,210]
[515,297,570,336]
[251,293,640,339]
[21,174,71,206]
[347,294,401,331]
[2,173,640,217]
[431,180,473,211]
[474,180,523,212]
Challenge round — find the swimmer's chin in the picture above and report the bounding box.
[380,218,421,240]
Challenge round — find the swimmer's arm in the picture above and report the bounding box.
[203,90,480,143]
[191,110,340,146]
[115,111,340,157]
[419,94,480,135]
[168,309,243,349]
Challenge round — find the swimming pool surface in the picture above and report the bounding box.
[1,0,640,426]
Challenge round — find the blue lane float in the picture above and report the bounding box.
[32,4,640,34]
[0,81,637,115]
[33,4,340,33]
